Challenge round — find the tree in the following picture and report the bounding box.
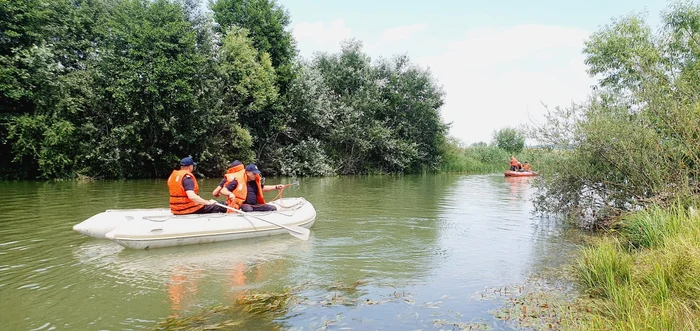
[1,0,105,179]
[269,61,336,176]
[200,28,278,174]
[0,0,451,179]
[0,0,53,178]
[71,0,214,178]
[210,0,298,170]
[210,0,296,69]
[493,127,525,153]
[531,2,700,227]
[273,39,448,175]
[374,54,448,172]
[0,0,51,113]
[583,14,661,96]
[210,0,297,93]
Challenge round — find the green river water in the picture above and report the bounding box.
[0,174,583,330]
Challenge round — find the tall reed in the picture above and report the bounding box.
[572,204,700,330]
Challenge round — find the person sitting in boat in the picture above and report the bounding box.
[522,162,532,172]
[509,155,522,171]
[167,157,227,214]
[214,162,285,212]
[212,160,245,198]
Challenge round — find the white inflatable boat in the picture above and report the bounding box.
[73,208,173,238]
[73,198,316,249]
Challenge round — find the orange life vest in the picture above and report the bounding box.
[212,164,242,197]
[226,173,265,212]
[221,164,247,210]
[167,169,204,215]
[523,164,531,171]
[510,158,519,166]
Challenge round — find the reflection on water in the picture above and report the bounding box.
[0,174,581,330]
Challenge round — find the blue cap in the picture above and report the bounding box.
[180,157,196,166]
[231,160,243,167]
[245,164,261,174]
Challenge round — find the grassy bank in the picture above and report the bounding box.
[440,140,558,174]
[570,203,700,329]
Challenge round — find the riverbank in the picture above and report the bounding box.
[569,203,700,329]
[506,203,700,330]
[488,202,700,330]
[440,144,556,174]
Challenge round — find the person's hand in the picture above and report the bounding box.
[208,199,218,205]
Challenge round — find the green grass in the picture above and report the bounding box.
[574,239,632,299]
[569,203,700,330]
[440,142,557,174]
[441,144,507,173]
[618,204,686,250]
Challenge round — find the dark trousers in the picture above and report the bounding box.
[240,204,277,212]
[192,202,227,214]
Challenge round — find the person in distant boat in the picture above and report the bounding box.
[167,157,226,214]
[509,155,522,171]
[214,163,285,212]
[522,162,532,172]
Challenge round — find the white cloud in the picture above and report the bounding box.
[292,21,594,145]
[417,25,595,144]
[292,19,352,56]
[293,20,428,57]
[378,23,427,43]
[429,25,589,72]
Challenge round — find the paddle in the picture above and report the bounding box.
[216,202,310,241]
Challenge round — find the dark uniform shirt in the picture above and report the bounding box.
[182,175,195,191]
[219,178,264,205]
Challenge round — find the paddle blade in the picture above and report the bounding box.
[287,226,310,240]
[217,202,310,240]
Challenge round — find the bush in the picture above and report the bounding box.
[271,138,335,177]
[529,4,700,226]
[439,136,555,173]
[493,127,525,153]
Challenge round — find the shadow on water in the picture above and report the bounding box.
[0,174,585,330]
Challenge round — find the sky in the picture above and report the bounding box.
[277,0,671,145]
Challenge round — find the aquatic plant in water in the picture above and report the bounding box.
[477,278,591,330]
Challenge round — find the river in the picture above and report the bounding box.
[0,174,582,330]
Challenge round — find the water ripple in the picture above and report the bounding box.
[0,175,580,331]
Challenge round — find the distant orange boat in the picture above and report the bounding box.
[504,170,538,177]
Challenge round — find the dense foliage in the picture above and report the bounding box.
[270,40,449,176]
[530,2,700,227]
[0,0,449,179]
[492,127,525,154]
